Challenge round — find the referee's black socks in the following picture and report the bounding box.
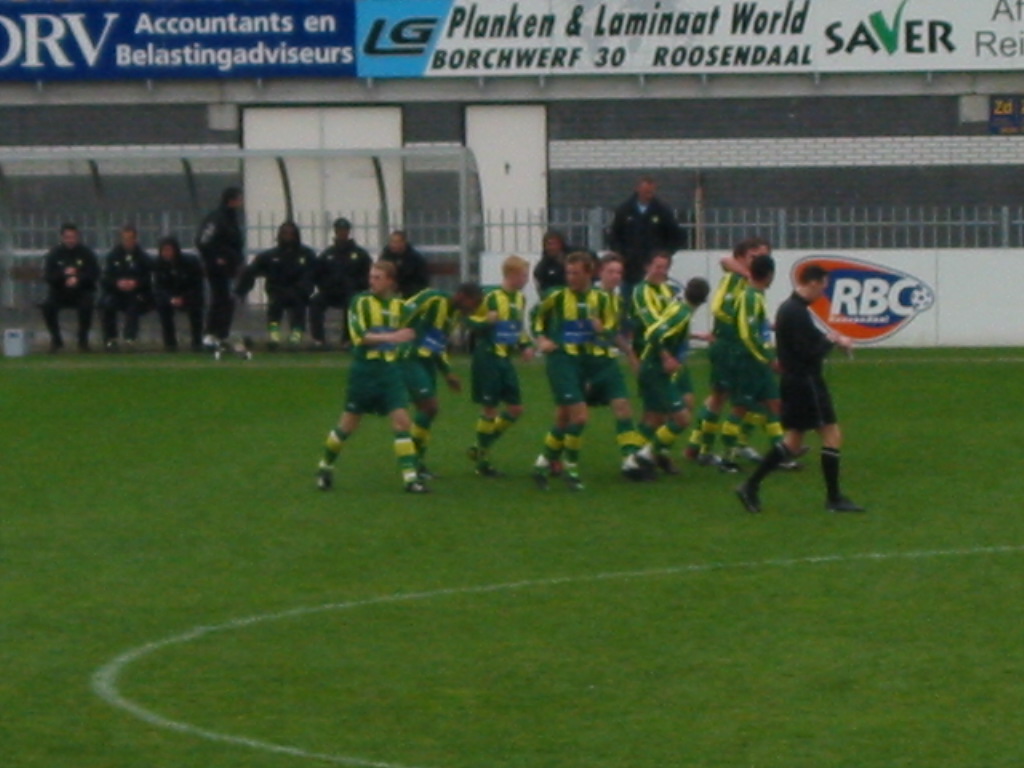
[748,442,792,487]
[821,446,841,501]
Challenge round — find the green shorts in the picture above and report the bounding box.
[582,354,629,406]
[471,350,521,407]
[403,356,438,402]
[732,355,780,408]
[545,350,586,406]
[708,340,739,393]
[638,360,690,414]
[345,359,409,416]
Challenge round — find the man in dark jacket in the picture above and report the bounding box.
[309,217,372,348]
[607,176,686,298]
[196,186,244,347]
[379,229,430,299]
[153,236,205,352]
[100,224,152,351]
[532,230,570,296]
[735,264,864,515]
[40,223,100,352]
[234,220,317,349]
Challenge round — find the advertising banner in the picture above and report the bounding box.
[0,0,356,81]
[355,0,1024,78]
[4,0,1024,82]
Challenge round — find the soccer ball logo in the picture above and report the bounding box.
[909,284,934,312]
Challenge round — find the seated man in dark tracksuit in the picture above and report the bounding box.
[309,217,371,349]
[100,224,152,351]
[40,222,100,352]
[153,236,205,352]
[234,220,317,350]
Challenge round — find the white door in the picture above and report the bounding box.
[242,107,402,251]
[465,104,547,253]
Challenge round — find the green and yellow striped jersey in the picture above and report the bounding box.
[736,285,775,364]
[532,285,605,356]
[710,271,747,344]
[348,290,409,362]
[467,286,529,358]
[403,288,454,373]
[591,287,625,358]
[641,300,696,363]
[631,280,676,349]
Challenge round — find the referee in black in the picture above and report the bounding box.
[735,264,865,514]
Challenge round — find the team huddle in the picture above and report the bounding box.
[314,238,864,514]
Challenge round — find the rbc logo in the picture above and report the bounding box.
[792,255,935,343]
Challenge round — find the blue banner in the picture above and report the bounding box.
[0,1,356,81]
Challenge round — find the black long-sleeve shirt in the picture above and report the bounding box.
[315,239,372,297]
[379,245,430,299]
[43,243,100,294]
[153,251,204,306]
[101,245,152,296]
[234,244,317,299]
[607,195,686,285]
[195,206,244,279]
[775,291,834,378]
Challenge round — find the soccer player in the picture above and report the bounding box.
[630,251,682,474]
[630,250,676,356]
[736,265,864,514]
[466,255,534,477]
[584,254,646,475]
[625,277,711,475]
[685,237,769,466]
[402,283,484,480]
[315,260,425,494]
[717,253,785,473]
[530,251,600,491]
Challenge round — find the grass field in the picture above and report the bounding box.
[3,347,1024,768]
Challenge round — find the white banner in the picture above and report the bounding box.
[481,248,1020,348]
[356,0,1024,77]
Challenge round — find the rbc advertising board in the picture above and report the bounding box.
[790,255,936,344]
[0,1,356,80]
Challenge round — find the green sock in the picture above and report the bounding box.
[412,412,434,459]
[721,416,742,460]
[542,427,565,462]
[394,431,418,483]
[615,418,643,456]
[564,423,584,465]
[322,427,347,466]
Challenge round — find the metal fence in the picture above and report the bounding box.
[6,204,1024,312]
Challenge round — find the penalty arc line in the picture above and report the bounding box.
[91,543,1024,768]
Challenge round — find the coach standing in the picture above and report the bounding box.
[379,230,430,299]
[735,264,865,514]
[607,176,686,299]
[196,186,244,348]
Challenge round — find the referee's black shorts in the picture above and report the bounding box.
[780,373,836,431]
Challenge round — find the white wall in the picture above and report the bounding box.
[242,106,402,251]
[480,249,1021,348]
[466,104,548,253]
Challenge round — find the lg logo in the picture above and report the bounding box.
[363,17,438,56]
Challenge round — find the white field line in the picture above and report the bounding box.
[91,544,1024,768]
